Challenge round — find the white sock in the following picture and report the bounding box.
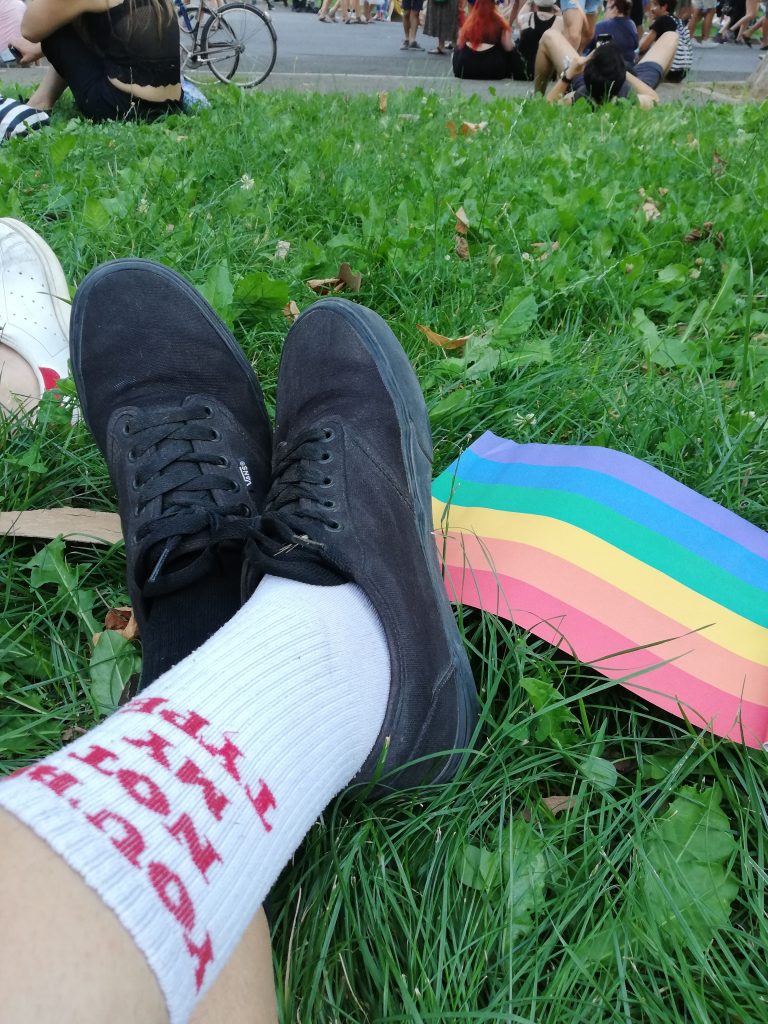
[0,576,389,1024]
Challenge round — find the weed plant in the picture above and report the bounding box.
[1,89,767,1023]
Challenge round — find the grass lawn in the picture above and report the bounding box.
[1,88,767,1023]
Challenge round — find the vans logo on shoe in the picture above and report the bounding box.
[238,460,252,486]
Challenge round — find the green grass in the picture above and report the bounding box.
[2,88,768,1023]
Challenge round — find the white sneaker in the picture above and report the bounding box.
[0,218,70,412]
[700,38,719,46]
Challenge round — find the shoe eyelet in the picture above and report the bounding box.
[323,428,335,441]
[228,481,239,492]
[203,405,213,418]
[210,429,221,442]
[320,452,333,463]
[238,503,252,517]
[127,449,138,463]
[131,476,141,491]
[322,476,332,486]
[327,520,341,531]
[122,422,131,435]
[323,500,335,509]
[217,455,230,467]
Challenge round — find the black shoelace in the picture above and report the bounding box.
[125,403,253,591]
[246,426,341,568]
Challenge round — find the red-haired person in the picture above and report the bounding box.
[452,0,530,79]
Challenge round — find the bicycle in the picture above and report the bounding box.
[175,0,278,89]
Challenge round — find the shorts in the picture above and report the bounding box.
[401,0,424,10]
[691,0,714,8]
[559,0,601,12]
[632,59,663,89]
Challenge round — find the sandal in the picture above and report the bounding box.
[428,47,447,54]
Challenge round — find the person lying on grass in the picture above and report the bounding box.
[534,28,679,106]
[1,0,181,144]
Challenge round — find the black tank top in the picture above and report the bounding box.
[517,11,553,73]
[83,0,180,87]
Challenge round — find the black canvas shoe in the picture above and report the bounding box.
[244,299,478,790]
[71,259,272,687]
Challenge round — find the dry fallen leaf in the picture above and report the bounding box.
[307,262,362,295]
[282,300,300,322]
[306,276,341,295]
[522,794,576,821]
[455,235,470,260]
[274,240,290,261]
[460,120,488,135]
[93,606,139,647]
[642,199,661,221]
[454,206,470,235]
[338,262,362,293]
[416,324,472,350]
[446,120,457,139]
[61,725,87,745]
[378,91,388,114]
[538,241,560,262]
[712,151,726,177]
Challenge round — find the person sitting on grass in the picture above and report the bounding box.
[452,0,532,80]
[583,0,638,70]
[515,0,563,78]
[534,27,679,105]
[637,0,692,81]
[1,0,181,144]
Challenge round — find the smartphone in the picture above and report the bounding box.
[0,46,21,64]
[596,33,612,47]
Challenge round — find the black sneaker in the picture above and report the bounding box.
[71,259,272,688]
[244,299,478,790]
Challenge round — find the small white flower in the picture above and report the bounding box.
[513,412,537,428]
[240,174,255,191]
[137,195,148,215]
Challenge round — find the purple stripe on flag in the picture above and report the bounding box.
[469,432,768,561]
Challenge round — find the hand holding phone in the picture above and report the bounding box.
[1,45,22,65]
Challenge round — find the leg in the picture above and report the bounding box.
[0,262,477,1024]
[688,8,701,38]
[637,26,679,71]
[402,7,413,43]
[534,27,579,92]
[701,6,715,37]
[562,4,587,48]
[191,912,277,1024]
[27,66,67,112]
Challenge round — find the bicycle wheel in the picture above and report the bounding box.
[200,3,277,88]
[179,6,212,83]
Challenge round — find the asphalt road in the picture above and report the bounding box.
[268,6,761,82]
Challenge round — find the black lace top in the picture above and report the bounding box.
[83,0,180,87]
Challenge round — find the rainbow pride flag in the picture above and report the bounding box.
[432,432,768,749]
